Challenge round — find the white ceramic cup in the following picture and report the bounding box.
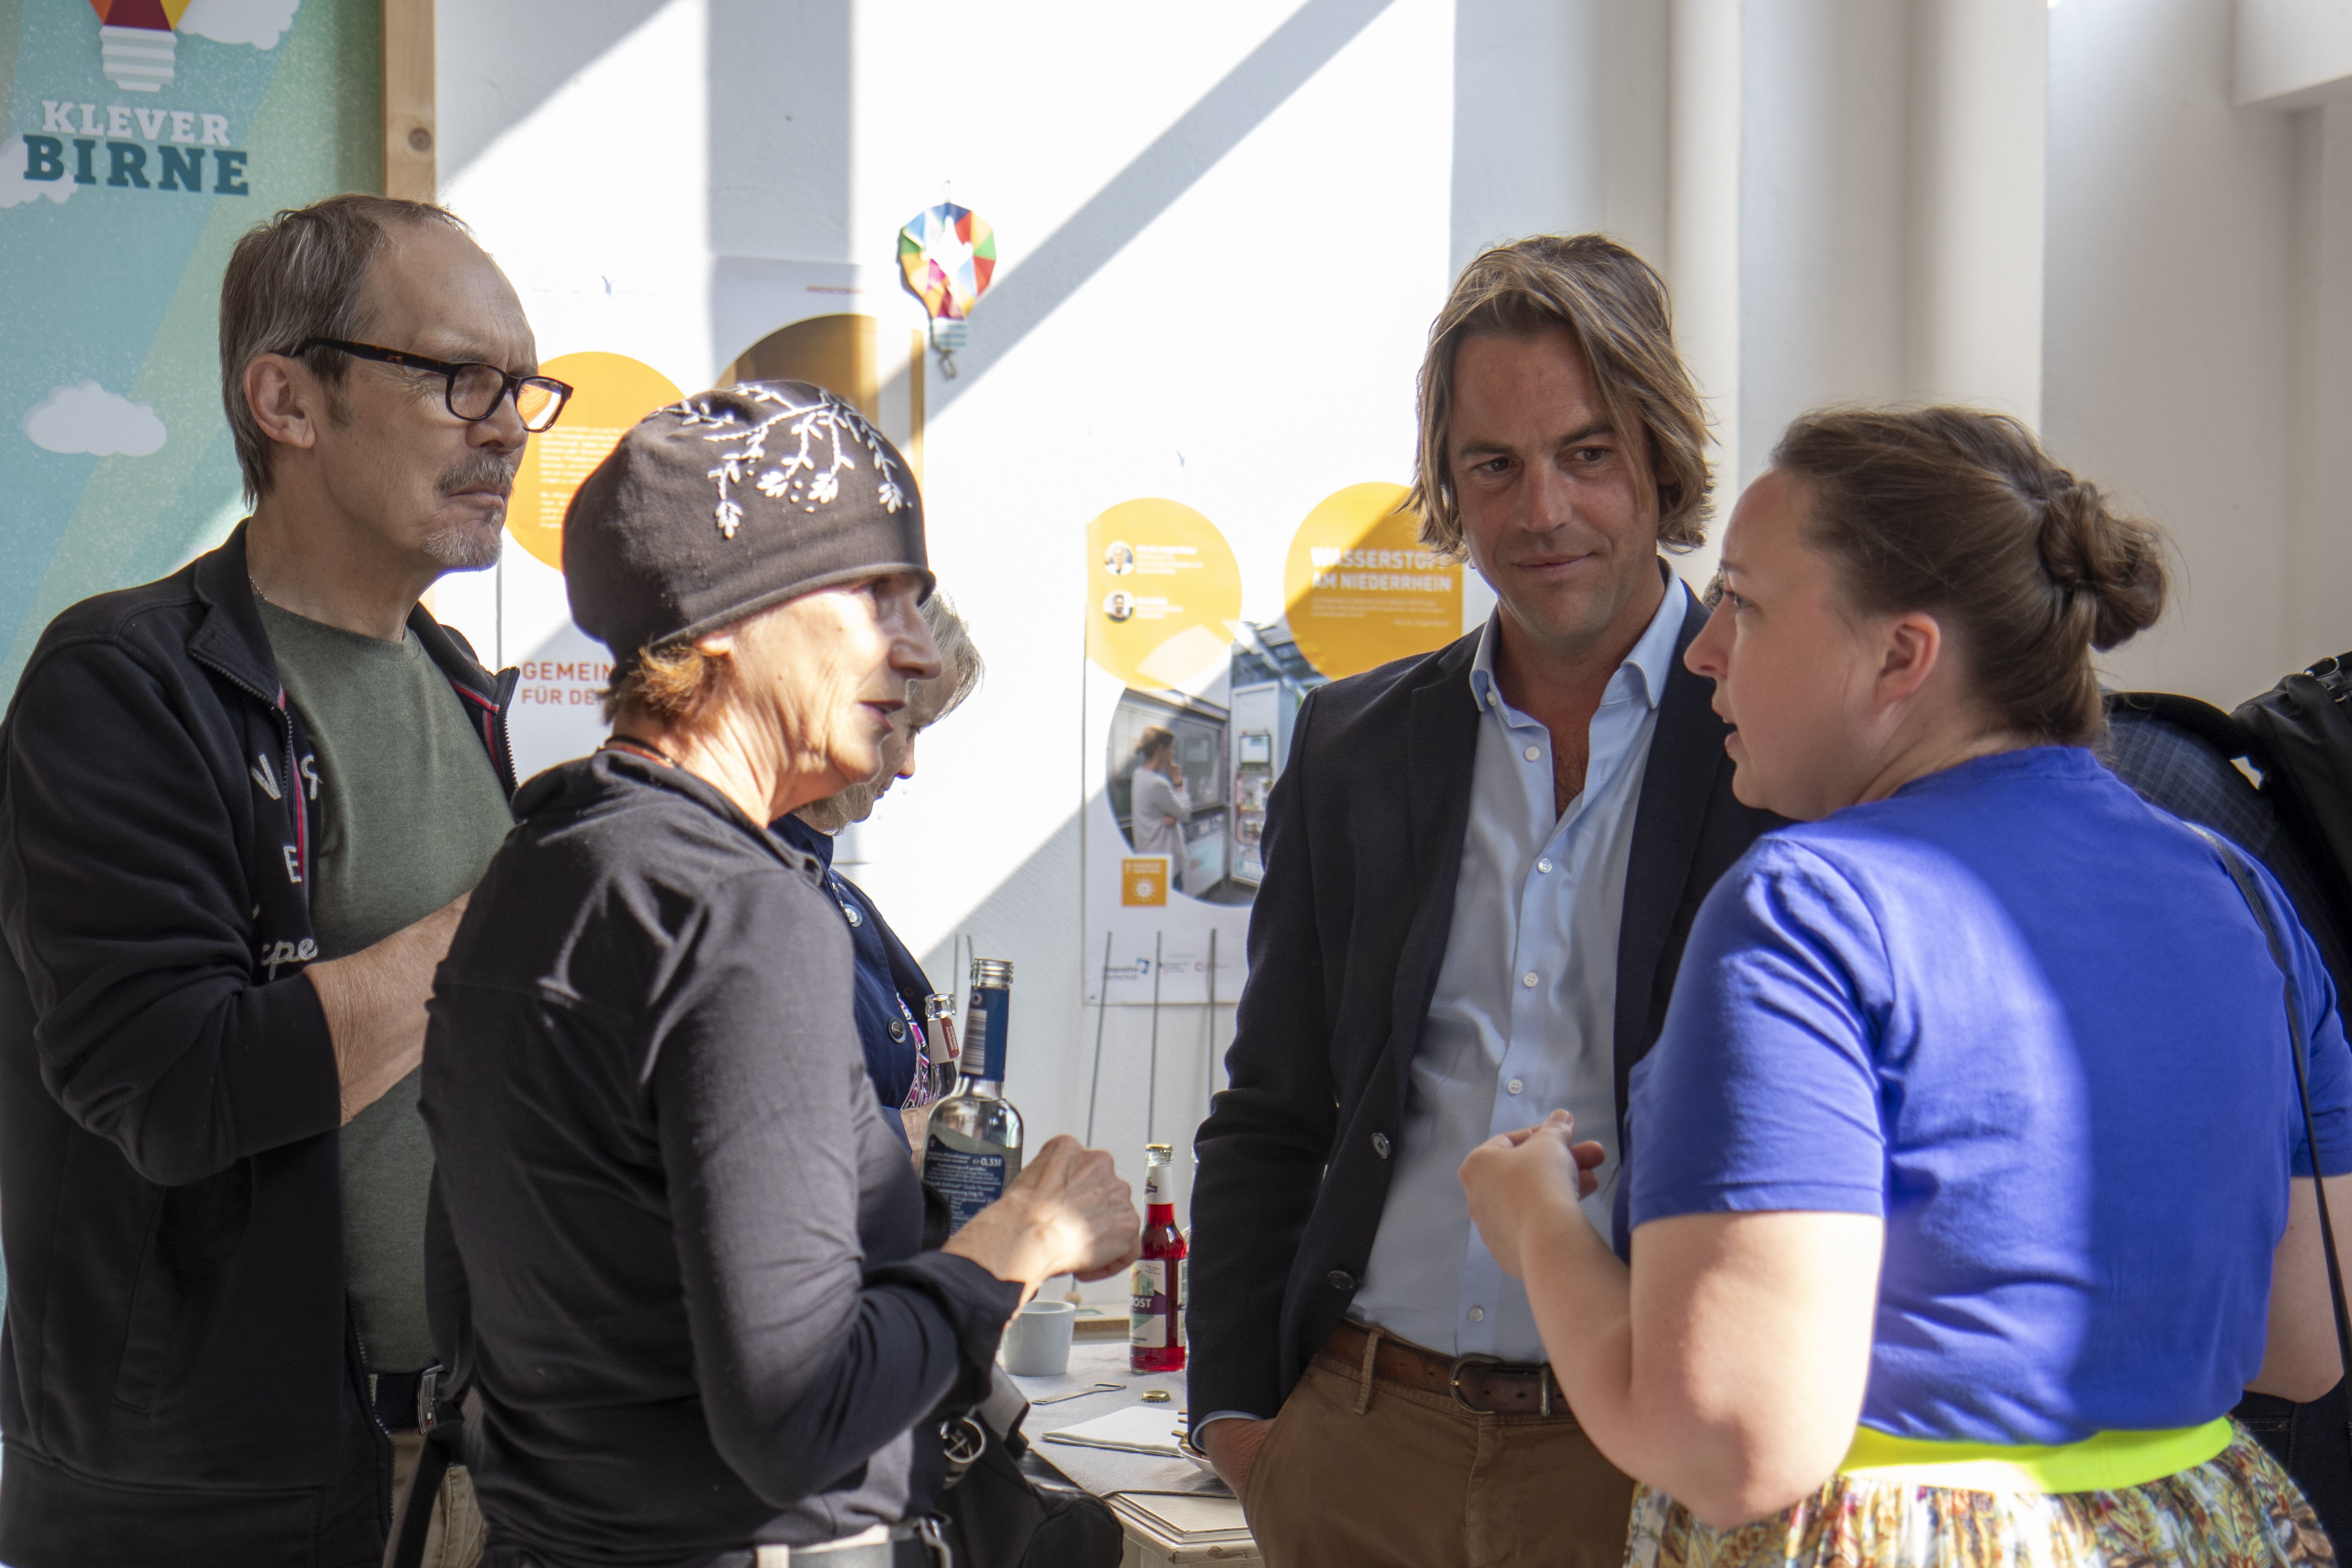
[1000,1299,1078,1376]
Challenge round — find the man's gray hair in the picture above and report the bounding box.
[219,194,471,504]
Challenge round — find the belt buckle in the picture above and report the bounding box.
[1449,1353,1501,1415]
[417,1365,441,1434]
[1449,1354,1556,1418]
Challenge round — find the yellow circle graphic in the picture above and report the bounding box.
[1282,483,1463,680]
[507,352,685,571]
[1084,499,1244,690]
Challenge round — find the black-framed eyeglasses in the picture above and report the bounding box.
[284,338,573,432]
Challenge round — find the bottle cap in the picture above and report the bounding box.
[923,992,955,1020]
[970,958,1015,988]
[1145,1142,1174,1161]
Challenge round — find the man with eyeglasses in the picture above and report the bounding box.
[0,195,565,1568]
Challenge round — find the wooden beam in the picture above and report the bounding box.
[383,0,435,201]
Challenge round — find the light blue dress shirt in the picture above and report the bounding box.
[1347,583,1684,1363]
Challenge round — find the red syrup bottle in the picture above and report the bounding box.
[1130,1142,1187,1374]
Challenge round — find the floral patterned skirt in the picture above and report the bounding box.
[1625,1424,2333,1568]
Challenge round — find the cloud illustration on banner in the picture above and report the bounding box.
[177,0,301,49]
[23,382,168,456]
[0,138,74,209]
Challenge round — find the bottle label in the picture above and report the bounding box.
[925,1011,958,1067]
[1144,1164,1167,1203]
[961,988,1009,1080]
[925,1138,1009,1231]
[1130,1259,1173,1347]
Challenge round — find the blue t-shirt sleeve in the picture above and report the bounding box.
[2247,859,2352,1178]
[1630,839,1892,1229]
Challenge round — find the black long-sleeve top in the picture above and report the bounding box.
[420,750,1019,1566]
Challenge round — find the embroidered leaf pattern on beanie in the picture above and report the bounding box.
[674,384,907,539]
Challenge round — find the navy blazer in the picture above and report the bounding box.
[1187,581,1780,1420]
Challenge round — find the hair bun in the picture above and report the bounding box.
[2036,479,2166,651]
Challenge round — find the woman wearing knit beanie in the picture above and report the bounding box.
[416,382,1139,1565]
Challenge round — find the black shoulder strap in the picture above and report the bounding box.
[2190,824,2352,1411]
[2108,690,2263,763]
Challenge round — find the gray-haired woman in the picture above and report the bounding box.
[780,594,983,1146]
[421,383,1136,1567]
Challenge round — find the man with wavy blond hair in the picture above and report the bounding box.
[1188,234,1780,1568]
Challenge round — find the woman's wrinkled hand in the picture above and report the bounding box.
[1458,1111,1607,1279]
[943,1135,1141,1302]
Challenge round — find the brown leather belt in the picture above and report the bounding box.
[1323,1319,1565,1418]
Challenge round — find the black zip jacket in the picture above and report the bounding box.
[0,524,518,1568]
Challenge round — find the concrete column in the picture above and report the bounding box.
[1737,0,1912,483]
[1448,0,1668,271]
[1667,0,1743,583]
[1903,0,2046,422]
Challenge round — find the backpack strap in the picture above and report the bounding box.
[2109,689,2264,765]
[2189,824,2352,1430]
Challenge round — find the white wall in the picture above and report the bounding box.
[425,0,2352,1276]
[2044,0,2304,702]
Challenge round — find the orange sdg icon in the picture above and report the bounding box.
[1121,857,1170,907]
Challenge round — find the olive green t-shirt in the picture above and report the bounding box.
[261,599,513,1373]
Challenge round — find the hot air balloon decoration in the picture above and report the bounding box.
[89,0,189,92]
[898,202,997,379]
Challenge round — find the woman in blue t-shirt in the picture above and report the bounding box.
[1460,406,2348,1568]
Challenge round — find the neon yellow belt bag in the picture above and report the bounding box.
[1839,1417,2233,1493]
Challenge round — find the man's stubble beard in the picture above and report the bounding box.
[424,451,519,570]
[424,513,505,570]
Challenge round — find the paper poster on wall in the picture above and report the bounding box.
[1081,485,1463,1007]
[2,0,382,692]
[495,351,683,778]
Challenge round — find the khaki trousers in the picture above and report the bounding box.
[1241,1344,1637,1568]
[387,1431,488,1568]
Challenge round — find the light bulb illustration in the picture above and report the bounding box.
[89,0,191,92]
[897,202,996,379]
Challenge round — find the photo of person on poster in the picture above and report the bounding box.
[1127,726,1191,893]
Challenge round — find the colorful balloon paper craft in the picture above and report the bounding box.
[898,202,997,378]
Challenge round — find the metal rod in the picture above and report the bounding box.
[1083,930,1115,1146]
[1205,926,1219,1117]
[1146,931,1165,1142]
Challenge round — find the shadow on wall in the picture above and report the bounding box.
[871,0,1401,419]
[437,0,708,184]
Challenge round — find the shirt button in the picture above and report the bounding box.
[1507,1078,1523,1095]
[1536,857,1554,874]
[844,906,863,927]
[1468,1305,1486,1323]
[1521,972,1538,989]
[1523,745,1540,762]
[1371,1132,1391,1158]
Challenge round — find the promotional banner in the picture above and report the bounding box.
[1082,484,1465,1008]
[3,0,380,690]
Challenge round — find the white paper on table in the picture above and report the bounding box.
[1039,1404,1188,1457]
[1108,1491,1253,1543]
